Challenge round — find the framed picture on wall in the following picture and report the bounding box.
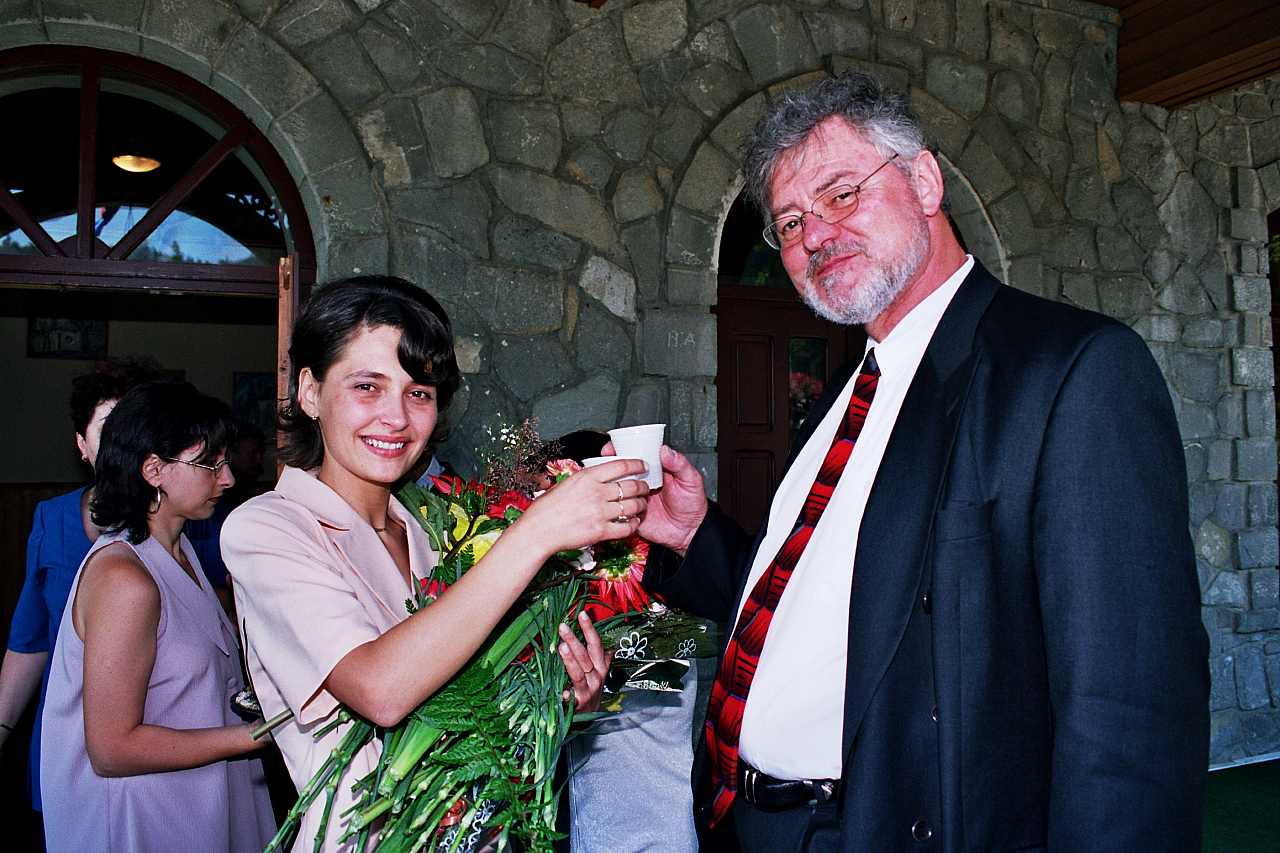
[27,317,108,359]
[234,372,277,440]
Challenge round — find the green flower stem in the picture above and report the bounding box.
[250,707,295,740]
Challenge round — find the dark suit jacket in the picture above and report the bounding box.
[646,261,1209,853]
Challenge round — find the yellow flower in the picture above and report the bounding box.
[466,528,503,562]
[447,505,472,542]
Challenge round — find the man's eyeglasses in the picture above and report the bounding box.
[163,456,231,476]
[763,152,901,250]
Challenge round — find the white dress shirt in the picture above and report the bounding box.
[737,257,973,780]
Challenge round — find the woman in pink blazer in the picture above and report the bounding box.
[223,276,650,852]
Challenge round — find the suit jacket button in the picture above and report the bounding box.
[912,820,933,842]
[931,705,938,723]
[921,588,932,614]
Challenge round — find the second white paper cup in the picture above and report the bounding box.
[607,423,666,489]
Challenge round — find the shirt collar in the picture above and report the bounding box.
[865,255,973,380]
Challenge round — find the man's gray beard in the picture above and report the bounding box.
[799,216,930,327]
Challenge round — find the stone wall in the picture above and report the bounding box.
[1,0,1277,763]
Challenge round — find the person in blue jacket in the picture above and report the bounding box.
[0,356,163,814]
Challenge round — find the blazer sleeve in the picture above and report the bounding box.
[9,499,54,653]
[1032,323,1209,852]
[644,502,755,625]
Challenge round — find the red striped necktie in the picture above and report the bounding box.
[704,349,881,825]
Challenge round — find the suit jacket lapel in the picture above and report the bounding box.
[841,262,1002,761]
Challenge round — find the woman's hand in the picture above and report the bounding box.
[558,610,612,714]
[509,460,650,558]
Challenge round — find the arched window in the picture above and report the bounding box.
[0,45,314,293]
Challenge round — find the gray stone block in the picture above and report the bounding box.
[1268,657,1280,711]
[803,11,870,61]
[491,166,622,256]
[1173,352,1219,403]
[1199,121,1252,167]
[1251,115,1280,168]
[563,142,614,192]
[579,255,636,323]
[142,0,240,61]
[1232,348,1275,388]
[691,380,717,449]
[1067,43,1113,122]
[1231,275,1270,314]
[574,299,632,373]
[357,20,429,91]
[1239,525,1280,570]
[623,380,667,428]
[389,181,490,259]
[1061,272,1098,312]
[494,334,573,401]
[623,0,686,64]
[490,101,562,172]
[913,91,970,161]
[533,373,622,440]
[680,63,749,118]
[1041,225,1100,271]
[1247,483,1279,528]
[1037,53,1070,135]
[658,104,710,168]
[674,142,738,216]
[356,101,429,187]
[434,43,541,96]
[690,19,739,67]
[329,233,389,278]
[638,56,694,107]
[642,310,716,377]
[669,380,693,446]
[1198,522,1234,571]
[1235,643,1272,710]
[1209,653,1237,712]
[305,33,385,112]
[419,88,489,178]
[925,55,988,119]
[612,168,663,224]
[622,220,663,306]
[991,70,1038,126]
[492,217,580,271]
[396,231,473,304]
[1160,173,1219,265]
[665,207,718,268]
[1245,389,1277,438]
[1205,436,1231,477]
[270,0,352,50]
[1228,209,1267,242]
[304,160,386,241]
[492,0,564,60]
[1236,438,1279,482]
[473,266,563,335]
[1216,483,1247,530]
[729,4,816,87]
[1218,393,1244,439]
[667,267,715,306]
[1249,568,1280,609]
[604,110,655,163]
[954,0,987,56]
[1181,318,1223,348]
[548,19,644,105]
[430,0,496,38]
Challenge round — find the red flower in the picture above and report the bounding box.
[487,490,532,519]
[429,474,474,496]
[587,537,655,617]
[420,577,449,605]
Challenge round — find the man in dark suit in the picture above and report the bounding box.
[638,71,1209,853]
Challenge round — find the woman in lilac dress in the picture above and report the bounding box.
[0,357,163,817]
[40,380,275,853]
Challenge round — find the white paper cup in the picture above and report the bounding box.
[581,455,642,484]
[607,423,666,489]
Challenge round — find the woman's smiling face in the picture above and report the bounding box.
[299,323,438,496]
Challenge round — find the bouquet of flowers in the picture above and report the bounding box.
[261,422,710,853]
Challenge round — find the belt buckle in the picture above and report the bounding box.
[742,765,758,804]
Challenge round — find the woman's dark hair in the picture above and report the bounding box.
[278,275,460,470]
[92,380,235,544]
[69,356,166,435]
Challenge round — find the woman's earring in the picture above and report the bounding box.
[149,487,163,514]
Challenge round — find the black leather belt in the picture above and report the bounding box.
[739,762,839,812]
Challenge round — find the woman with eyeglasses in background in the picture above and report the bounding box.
[39,380,274,853]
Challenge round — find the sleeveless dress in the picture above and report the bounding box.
[40,530,276,853]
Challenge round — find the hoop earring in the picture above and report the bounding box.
[149,488,163,514]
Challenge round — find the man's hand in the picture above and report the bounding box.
[635,445,708,556]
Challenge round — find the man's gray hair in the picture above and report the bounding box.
[742,71,930,219]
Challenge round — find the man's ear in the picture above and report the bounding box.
[141,454,166,488]
[910,149,946,218]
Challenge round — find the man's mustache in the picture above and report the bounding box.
[807,242,866,280]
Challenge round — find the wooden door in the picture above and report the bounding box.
[714,284,864,535]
